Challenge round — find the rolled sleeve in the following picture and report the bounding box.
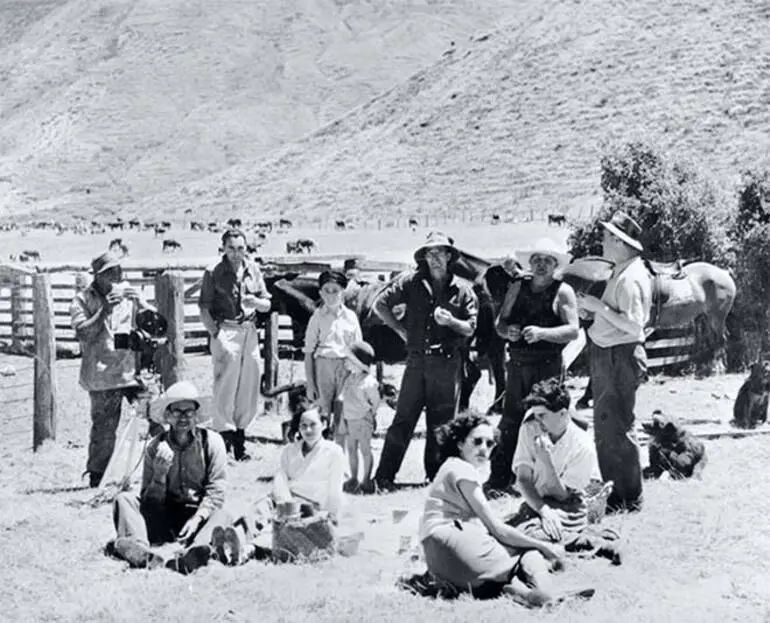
[70,295,100,341]
[378,272,408,310]
[512,421,537,474]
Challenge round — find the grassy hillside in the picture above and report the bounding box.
[0,0,523,220]
[132,0,770,225]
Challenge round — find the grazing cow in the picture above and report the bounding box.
[128,219,142,230]
[335,219,347,230]
[257,231,268,241]
[256,220,273,233]
[285,240,300,254]
[160,220,172,230]
[208,222,221,233]
[154,225,167,238]
[190,221,205,231]
[408,217,419,229]
[162,239,182,253]
[491,214,501,225]
[279,218,293,229]
[297,238,316,253]
[19,249,42,262]
[107,220,124,231]
[227,218,242,229]
[108,238,129,258]
[547,213,567,226]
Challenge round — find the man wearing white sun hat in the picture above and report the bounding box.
[486,238,579,494]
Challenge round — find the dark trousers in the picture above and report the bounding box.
[589,341,646,509]
[488,356,562,488]
[375,352,462,482]
[88,388,133,480]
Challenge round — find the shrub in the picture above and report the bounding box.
[568,142,733,266]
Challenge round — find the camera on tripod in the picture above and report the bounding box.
[114,309,169,375]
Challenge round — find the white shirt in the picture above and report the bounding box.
[272,439,346,517]
[512,416,601,499]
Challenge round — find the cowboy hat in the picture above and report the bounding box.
[90,251,122,274]
[413,231,460,264]
[515,238,571,268]
[346,340,376,370]
[149,380,211,424]
[601,212,643,252]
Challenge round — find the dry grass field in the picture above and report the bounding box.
[2,349,770,622]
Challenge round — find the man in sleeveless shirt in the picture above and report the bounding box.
[487,239,579,493]
[576,213,651,512]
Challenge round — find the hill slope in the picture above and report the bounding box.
[0,0,523,219]
[137,0,770,224]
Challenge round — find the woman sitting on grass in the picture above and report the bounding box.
[419,411,595,607]
[273,406,347,524]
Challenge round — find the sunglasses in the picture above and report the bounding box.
[470,436,496,449]
[168,407,197,418]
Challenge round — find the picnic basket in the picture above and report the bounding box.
[272,512,337,563]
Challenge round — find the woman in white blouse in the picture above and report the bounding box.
[272,407,346,523]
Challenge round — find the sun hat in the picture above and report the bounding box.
[515,238,571,268]
[601,212,643,252]
[319,270,348,289]
[149,380,208,424]
[346,340,376,369]
[413,231,460,264]
[90,251,122,274]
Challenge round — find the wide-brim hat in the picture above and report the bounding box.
[601,211,643,252]
[90,251,122,274]
[149,380,211,424]
[413,231,460,264]
[515,238,571,268]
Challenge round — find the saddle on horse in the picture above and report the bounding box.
[643,258,688,279]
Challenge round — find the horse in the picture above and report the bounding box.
[261,249,514,412]
[559,257,736,366]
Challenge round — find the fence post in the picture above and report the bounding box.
[263,312,280,413]
[33,273,57,450]
[10,275,27,354]
[155,271,187,388]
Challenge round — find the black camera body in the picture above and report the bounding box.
[114,309,169,374]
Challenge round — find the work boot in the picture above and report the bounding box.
[233,429,251,461]
[166,545,212,575]
[113,538,165,569]
[220,430,235,455]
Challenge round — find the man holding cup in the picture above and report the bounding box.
[486,239,579,494]
[70,251,153,487]
[199,228,272,460]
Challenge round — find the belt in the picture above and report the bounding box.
[219,317,254,327]
[415,344,458,357]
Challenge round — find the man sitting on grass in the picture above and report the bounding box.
[510,378,602,541]
[109,381,234,574]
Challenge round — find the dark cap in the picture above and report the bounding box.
[318,270,348,289]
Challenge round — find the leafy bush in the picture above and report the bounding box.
[730,170,770,240]
[568,142,733,266]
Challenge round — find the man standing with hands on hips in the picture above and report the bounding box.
[372,231,478,490]
[199,229,272,461]
[576,212,651,513]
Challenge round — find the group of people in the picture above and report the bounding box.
[70,211,652,600]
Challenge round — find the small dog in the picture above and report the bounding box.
[642,410,707,480]
[732,361,770,429]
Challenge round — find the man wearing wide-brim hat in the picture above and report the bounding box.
[372,231,478,489]
[70,251,154,488]
[486,238,579,494]
[575,211,652,513]
[111,381,234,573]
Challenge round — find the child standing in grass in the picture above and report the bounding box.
[304,270,363,442]
[340,341,381,494]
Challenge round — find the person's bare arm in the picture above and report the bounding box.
[522,284,579,345]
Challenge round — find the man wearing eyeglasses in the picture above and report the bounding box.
[199,228,272,460]
[111,381,232,573]
[372,231,478,490]
[487,239,579,495]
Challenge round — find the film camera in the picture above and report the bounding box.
[114,309,169,375]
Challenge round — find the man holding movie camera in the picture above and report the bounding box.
[70,251,156,488]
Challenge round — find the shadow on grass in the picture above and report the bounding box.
[23,484,91,495]
[246,434,284,446]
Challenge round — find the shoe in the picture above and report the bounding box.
[606,495,642,515]
[373,478,396,493]
[166,545,212,575]
[359,480,375,495]
[113,538,164,570]
[343,478,360,493]
[210,526,227,563]
[233,429,251,461]
[88,473,103,488]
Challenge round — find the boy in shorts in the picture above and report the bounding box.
[339,341,381,494]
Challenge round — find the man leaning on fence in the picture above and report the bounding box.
[199,229,272,461]
[70,251,154,488]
